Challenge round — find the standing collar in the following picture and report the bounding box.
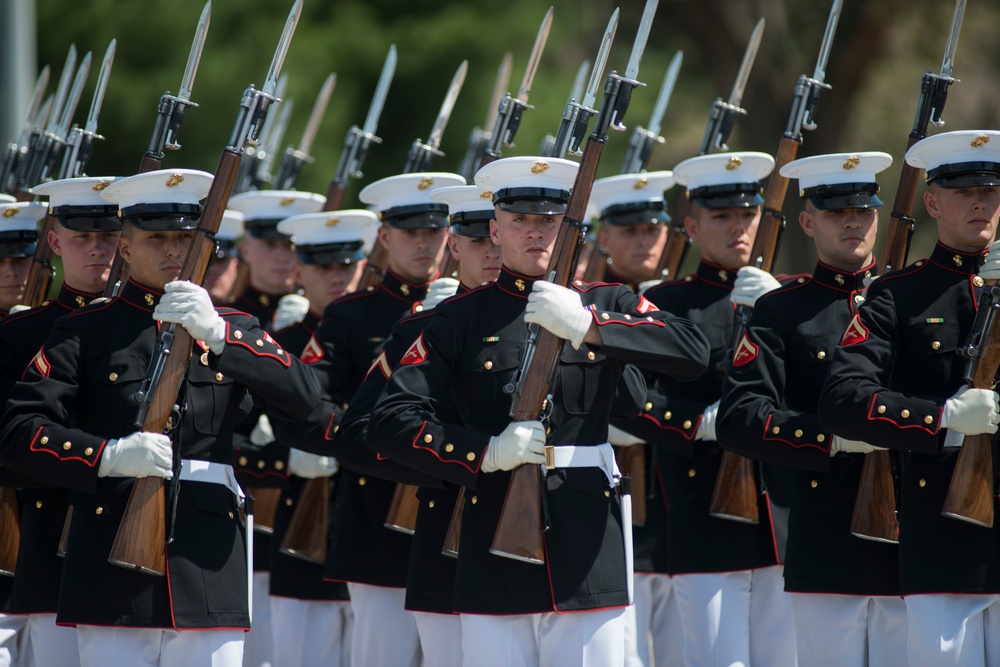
[240,284,284,311]
[380,268,432,303]
[930,242,986,275]
[120,279,164,311]
[605,266,638,292]
[496,265,540,298]
[812,260,875,292]
[56,283,103,310]
[695,260,738,289]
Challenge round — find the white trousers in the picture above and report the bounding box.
[346,583,419,667]
[906,594,1000,667]
[790,593,906,667]
[460,607,626,667]
[23,613,78,667]
[413,611,462,667]
[243,572,273,667]
[270,597,351,667]
[0,613,24,667]
[77,625,243,667]
[673,565,796,667]
[631,573,683,667]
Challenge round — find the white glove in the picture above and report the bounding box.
[830,435,886,456]
[98,432,173,479]
[695,401,719,441]
[8,304,30,315]
[638,279,662,296]
[609,425,644,447]
[154,281,226,354]
[731,266,782,308]
[422,277,460,310]
[481,421,546,473]
[288,449,339,478]
[979,240,1000,281]
[524,281,593,350]
[271,294,310,331]
[941,386,1000,436]
[249,415,275,446]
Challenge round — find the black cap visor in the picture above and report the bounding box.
[493,187,570,215]
[381,203,450,230]
[927,162,1000,189]
[688,182,764,209]
[802,182,884,210]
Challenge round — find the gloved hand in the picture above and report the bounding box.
[8,304,30,315]
[422,277,461,310]
[979,239,1000,281]
[98,432,173,479]
[288,449,339,478]
[481,421,546,473]
[524,281,593,350]
[695,401,719,441]
[731,266,782,308]
[608,425,644,447]
[271,294,310,331]
[249,415,275,446]
[638,279,662,296]
[830,435,886,456]
[941,386,1000,436]
[154,281,226,354]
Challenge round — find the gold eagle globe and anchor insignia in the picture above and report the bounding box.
[842,155,861,170]
[953,255,963,267]
[725,156,743,171]
[514,279,526,292]
[633,176,649,190]
[971,134,990,148]
[91,180,111,192]
[417,177,435,191]
[165,173,185,187]
[530,161,549,174]
[144,293,155,306]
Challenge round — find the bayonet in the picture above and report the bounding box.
[364,44,397,136]
[272,73,335,191]
[405,60,468,173]
[179,0,211,102]
[485,52,513,132]
[18,67,51,145]
[61,39,117,179]
[459,53,511,181]
[517,6,553,104]
[699,17,765,153]
[261,0,301,99]
[621,49,682,174]
[727,17,764,108]
[647,50,681,139]
[625,0,659,82]
[45,45,77,136]
[0,66,50,194]
[85,40,116,135]
[54,52,93,141]
[940,0,965,80]
[234,74,289,192]
[258,96,294,184]
[539,60,588,157]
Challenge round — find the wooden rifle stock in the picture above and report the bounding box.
[323,182,347,213]
[655,196,693,280]
[21,216,57,308]
[108,150,242,575]
[440,253,459,280]
[279,477,329,563]
[0,488,19,575]
[615,445,646,526]
[442,488,464,557]
[384,483,420,534]
[582,244,609,283]
[225,262,250,305]
[249,487,281,534]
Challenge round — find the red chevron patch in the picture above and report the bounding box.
[732,332,759,367]
[300,335,324,364]
[365,350,392,380]
[637,295,658,314]
[30,349,50,377]
[841,313,870,346]
[400,333,429,366]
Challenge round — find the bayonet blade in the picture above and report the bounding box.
[19,66,50,137]
[812,0,842,83]
[178,0,212,102]
[727,17,765,107]
[85,40,116,134]
[298,73,335,154]
[516,6,554,104]
[257,74,289,151]
[363,44,397,136]
[35,96,53,134]
[426,60,468,151]
[485,52,513,130]
[583,9,619,109]
[568,61,590,104]
[56,52,93,139]
[262,0,302,98]
[940,0,966,79]
[646,50,682,138]
[625,0,659,81]
[46,44,77,135]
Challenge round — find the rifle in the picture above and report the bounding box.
[458,53,511,183]
[540,60,590,158]
[477,7,553,172]
[323,44,396,213]
[233,74,290,194]
[491,0,655,564]
[106,0,211,299]
[853,0,966,542]
[59,40,116,181]
[0,66,50,196]
[655,20,764,281]
[107,0,302,576]
[272,73,336,191]
[710,0,841,524]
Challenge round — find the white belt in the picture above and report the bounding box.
[543,442,620,486]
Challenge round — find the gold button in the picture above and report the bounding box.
[285,498,293,506]
[817,351,826,360]
[428,500,436,509]
[587,351,596,361]
[84,447,93,456]
[919,479,927,487]
[257,460,265,469]
[683,420,692,429]
[216,372,224,381]
[974,276,986,288]
[228,511,235,519]
[624,314,632,320]
[663,411,672,420]
[817,435,826,443]
[931,341,941,350]
[901,409,910,418]
[471,496,478,504]
[644,402,653,412]
[40,436,48,445]
[810,480,818,488]
[877,405,886,414]
[238,456,248,466]
[62,442,71,451]
[200,352,209,365]
[771,427,780,435]
[794,429,803,438]
[109,372,118,381]
[35,501,42,509]
[277,349,284,355]
[466,452,476,461]
[601,313,610,320]
[234,330,243,339]
[604,490,611,497]
[424,434,433,443]
[688,468,696,478]
[333,425,340,434]
[275,460,285,471]
[95,507,104,515]
[256,339,264,347]
[484,360,493,370]
[444,444,454,453]
[358,477,367,486]
[924,415,934,425]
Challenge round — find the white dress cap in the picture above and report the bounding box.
[474,157,578,215]
[780,151,892,209]
[672,152,774,209]
[217,209,245,243]
[0,202,47,232]
[905,130,1000,188]
[277,209,380,263]
[32,177,120,208]
[227,190,326,221]
[589,171,675,223]
[430,185,496,238]
[99,169,213,210]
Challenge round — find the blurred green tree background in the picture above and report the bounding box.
[16,0,1000,274]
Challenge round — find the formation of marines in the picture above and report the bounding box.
[0,0,998,666]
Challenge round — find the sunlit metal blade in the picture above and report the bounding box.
[940,0,966,79]
[262,0,303,98]
[178,0,212,101]
[812,0,842,83]
[55,52,92,139]
[624,0,659,81]
[516,6,554,104]
[298,73,335,154]
[646,50,682,138]
[426,60,468,151]
[84,39,116,134]
[363,44,397,136]
[727,17,765,107]
[46,44,77,135]
[20,66,50,136]
[485,52,513,130]
[582,8,619,109]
